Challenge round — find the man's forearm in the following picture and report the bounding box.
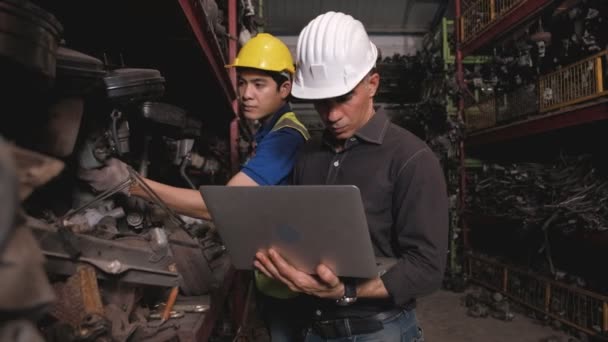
[130,178,211,220]
[357,277,389,299]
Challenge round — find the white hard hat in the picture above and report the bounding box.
[292,11,378,100]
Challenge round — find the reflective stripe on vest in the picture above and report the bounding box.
[270,111,311,140]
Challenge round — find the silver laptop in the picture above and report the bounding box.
[200,185,384,278]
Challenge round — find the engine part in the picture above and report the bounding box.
[78,265,104,316]
[126,212,144,230]
[77,133,113,170]
[42,97,85,157]
[0,320,46,342]
[140,102,202,137]
[103,68,165,105]
[110,110,130,155]
[149,227,169,252]
[55,46,107,95]
[63,206,125,234]
[180,154,197,189]
[0,137,17,252]
[0,0,63,79]
[29,217,179,287]
[0,224,56,313]
[11,144,64,202]
[169,228,215,295]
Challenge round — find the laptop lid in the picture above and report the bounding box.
[200,185,379,278]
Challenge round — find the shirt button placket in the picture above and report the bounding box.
[326,154,342,184]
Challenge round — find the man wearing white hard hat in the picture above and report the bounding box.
[255,11,448,341]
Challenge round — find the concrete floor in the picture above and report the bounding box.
[417,290,573,342]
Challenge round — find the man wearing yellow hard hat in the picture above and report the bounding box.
[78,33,310,340]
[225,32,312,341]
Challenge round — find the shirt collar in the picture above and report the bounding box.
[322,108,390,149]
[354,109,389,144]
[255,103,291,143]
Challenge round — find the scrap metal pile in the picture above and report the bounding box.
[0,1,234,341]
[467,154,608,233]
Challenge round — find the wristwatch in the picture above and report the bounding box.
[336,278,357,306]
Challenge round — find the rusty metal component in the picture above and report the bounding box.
[78,265,104,316]
[28,218,179,287]
[50,272,86,327]
[162,287,180,322]
[11,144,64,201]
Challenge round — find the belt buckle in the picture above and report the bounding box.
[314,318,352,339]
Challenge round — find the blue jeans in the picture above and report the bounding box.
[303,309,424,342]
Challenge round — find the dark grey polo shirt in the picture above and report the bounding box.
[292,109,448,317]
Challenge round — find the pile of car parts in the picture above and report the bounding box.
[0,1,231,340]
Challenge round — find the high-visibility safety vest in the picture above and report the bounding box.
[270,111,311,140]
[255,111,309,299]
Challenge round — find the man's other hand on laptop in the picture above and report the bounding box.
[254,248,345,300]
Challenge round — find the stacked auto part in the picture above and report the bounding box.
[0,0,231,341]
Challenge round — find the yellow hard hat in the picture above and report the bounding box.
[226,33,295,75]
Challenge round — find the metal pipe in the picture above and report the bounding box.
[455,0,469,251]
[161,286,179,322]
[602,302,608,332]
[596,56,604,93]
[179,155,196,189]
[229,0,240,176]
[230,118,240,175]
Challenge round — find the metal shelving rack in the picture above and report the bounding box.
[460,0,608,145]
[456,1,608,339]
[177,1,247,340]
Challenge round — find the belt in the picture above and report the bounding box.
[311,309,404,339]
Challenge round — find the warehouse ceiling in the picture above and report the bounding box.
[262,0,449,35]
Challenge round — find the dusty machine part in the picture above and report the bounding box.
[64,207,125,234]
[55,46,107,95]
[140,102,202,138]
[0,0,63,79]
[40,47,107,158]
[42,97,86,157]
[0,137,18,252]
[110,110,131,155]
[78,265,104,316]
[0,320,46,342]
[0,223,56,313]
[29,218,179,287]
[77,134,111,170]
[168,227,216,296]
[50,272,87,328]
[11,144,64,201]
[103,68,165,105]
